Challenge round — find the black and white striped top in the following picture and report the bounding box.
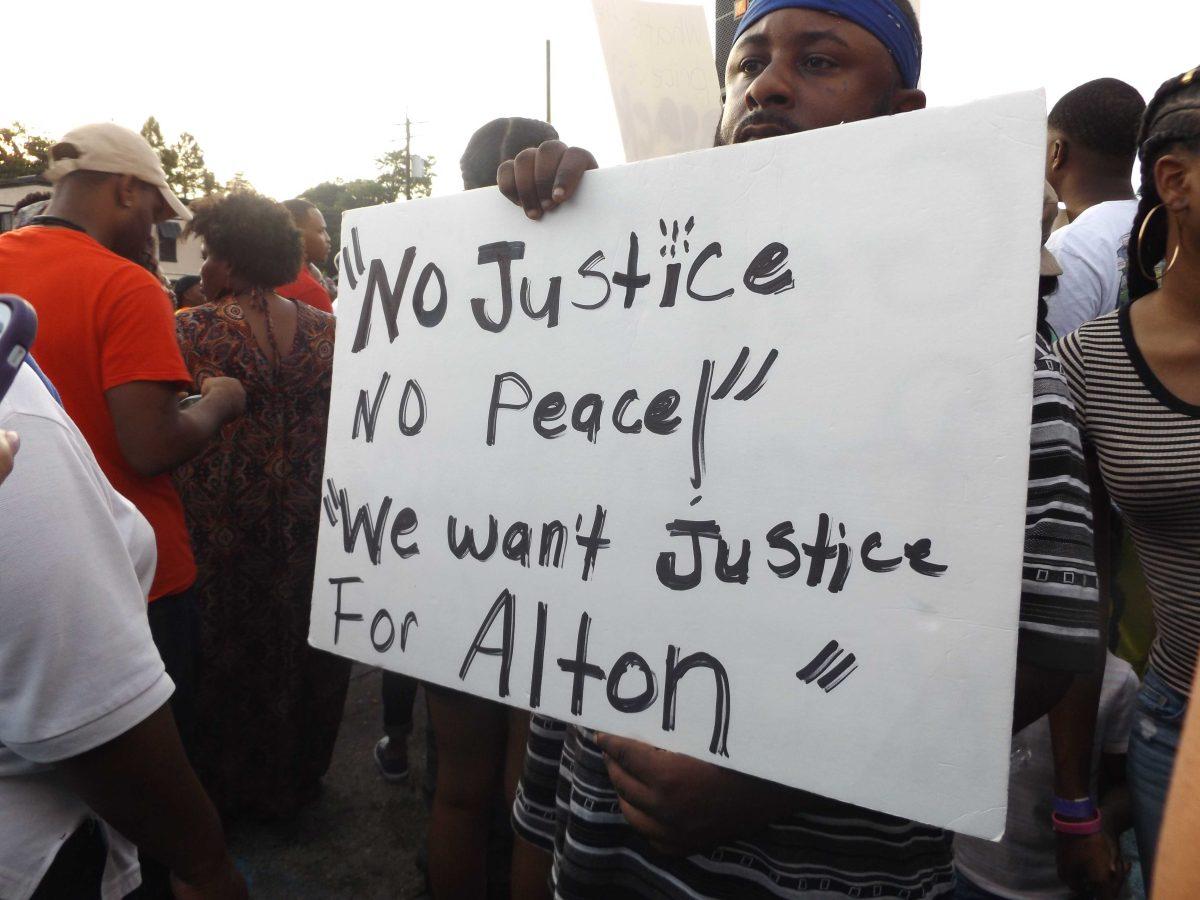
[511,338,1101,899]
[514,717,956,900]
[1058,306,1200,696]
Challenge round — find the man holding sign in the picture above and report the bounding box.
[495,2,1103,898]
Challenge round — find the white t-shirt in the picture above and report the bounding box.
[0,364,173,900]
[1045,198,1138,340]
[953,653,1139,899]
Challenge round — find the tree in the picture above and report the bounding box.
[140,117,180,189]
[223,172,256,194]
[174,132,217,198]
[375,149,436,202]
[0,122,52,180]
[300,178,394,260]
[140,117,216,201]
[298,142,437,272]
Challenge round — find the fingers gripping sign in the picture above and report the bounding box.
[596,732,689,854]
[497,141,598,219]
[595,732,798,856]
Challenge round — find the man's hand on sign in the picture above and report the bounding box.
[1055,830,1128,900]
[595,732,796,855]
[497,141,597,220]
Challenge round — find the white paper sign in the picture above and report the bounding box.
[310,92,1047,839]
[593,0,722,161]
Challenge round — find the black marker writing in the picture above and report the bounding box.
[658,513,948,591]
[459,588,516,698]
[690,347,779,500]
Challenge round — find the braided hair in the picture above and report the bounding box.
[1129,67,1200,300]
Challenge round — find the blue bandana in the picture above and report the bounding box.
[732,0,921,90]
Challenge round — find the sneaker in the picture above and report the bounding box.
[374,736,410,783]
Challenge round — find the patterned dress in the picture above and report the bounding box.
[174,299,350,820]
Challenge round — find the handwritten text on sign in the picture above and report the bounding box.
[310,92,1047,839]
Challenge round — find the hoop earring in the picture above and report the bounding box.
[1137,203,1181,283]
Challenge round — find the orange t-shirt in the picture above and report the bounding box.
[277,267,333,314]
[0,226,196,601]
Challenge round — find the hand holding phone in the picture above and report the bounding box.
[0,295,38,407]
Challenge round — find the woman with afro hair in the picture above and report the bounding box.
[173,190,350,820]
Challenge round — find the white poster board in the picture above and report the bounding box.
[310,92,1046,839]
[593,0,722,161]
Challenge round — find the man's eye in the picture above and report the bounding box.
[738,58,764,76]
[802,55,837,70]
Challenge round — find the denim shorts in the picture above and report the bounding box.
[1127,666,1188,891]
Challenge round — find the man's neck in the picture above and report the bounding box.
[1061,176,1136,223]
[43,196,116,251]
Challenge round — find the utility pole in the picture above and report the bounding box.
[545,40,552,124]
[404,116,413,201]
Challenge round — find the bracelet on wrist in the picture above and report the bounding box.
[1052,796,1097,819]
[1052,810,1103,836]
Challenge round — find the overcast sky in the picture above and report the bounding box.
[9,0,1195,200]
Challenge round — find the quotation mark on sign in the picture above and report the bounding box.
[659,216,694,258]
[690,346,780,505]
[796,640,858,693]
[341,226,366,290]
[323,478,341,526]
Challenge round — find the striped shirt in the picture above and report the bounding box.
[1058,306,1200,696]
[513,337,1100,899]
[1020,335,1103,672]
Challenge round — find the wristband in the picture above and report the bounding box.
[1053,796,1097,819]
[1052,811,1103,835]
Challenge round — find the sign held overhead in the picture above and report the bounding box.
[592,0,722,161]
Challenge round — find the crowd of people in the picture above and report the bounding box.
[0,0,1198,898]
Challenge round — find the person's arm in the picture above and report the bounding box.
[497,141,598,219]
[57,704,245,898]
[1047,751,1133,900]
[98,272,246,477]
[0,396,244,898]
[0,429,17,484]
[1050,453,1112,896]
[1046,735,1133,899]
[1098,752,1132,843]
[1049,455,1110,797]
[1013,663,1074,733]
[106,375,244,477]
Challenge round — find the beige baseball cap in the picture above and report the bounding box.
[44,122,191,221]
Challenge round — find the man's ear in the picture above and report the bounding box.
[1156,153,1193,213]
[114,174,139,210]
[1049,139,1067,173]
[891,88,926,114]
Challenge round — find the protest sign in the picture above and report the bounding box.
[310,91,1047,838]
[593,0,721,161]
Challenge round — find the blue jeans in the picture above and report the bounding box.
[1127,666,1188,891]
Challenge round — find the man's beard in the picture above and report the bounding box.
[713,90,898,147]
[112,224,153,267]
[714,110,801,147]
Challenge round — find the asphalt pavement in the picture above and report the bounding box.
[227,666,430,899]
